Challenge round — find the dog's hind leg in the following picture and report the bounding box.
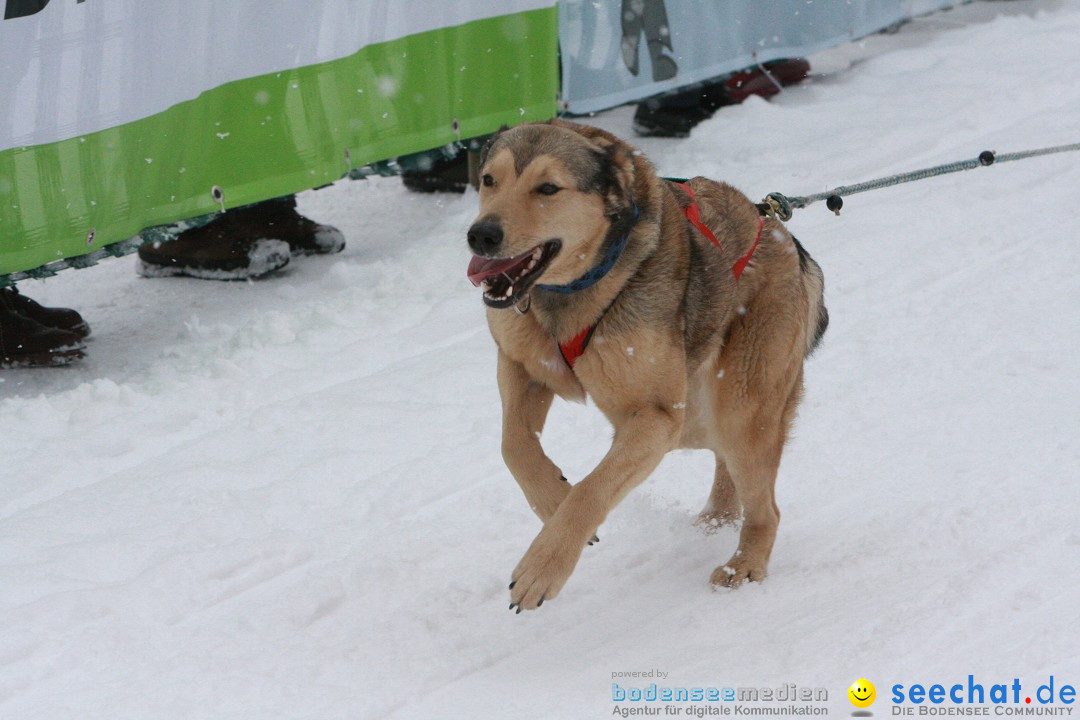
[696,455,741,531]
[498,351,570,523]
[709,413,783,588]
[709,367,804,587]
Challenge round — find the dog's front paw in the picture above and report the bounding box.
[509,526,586,612]
[709,554,767,589]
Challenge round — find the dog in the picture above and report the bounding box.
[465,119,828,611]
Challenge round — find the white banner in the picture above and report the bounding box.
[0,0,551,152]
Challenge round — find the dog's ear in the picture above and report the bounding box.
[592,140,637,218]
[552,118,625,148]
[553,120,638,215]
[478,125,510,168]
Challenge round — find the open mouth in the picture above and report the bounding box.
[467,240,561,308]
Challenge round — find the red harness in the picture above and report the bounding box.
[674,182,764,281]
[559,183,764,369]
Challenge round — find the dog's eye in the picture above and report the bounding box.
[482,174,494,187]
[536,182,560,196]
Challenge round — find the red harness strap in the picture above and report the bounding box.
[673,182,719,246]
[557,183,764,369]
[558,324,596,369]
[732,217,764,280]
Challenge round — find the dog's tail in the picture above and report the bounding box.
[792,237,829,357]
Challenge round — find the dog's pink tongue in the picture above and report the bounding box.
[468,254,521,286]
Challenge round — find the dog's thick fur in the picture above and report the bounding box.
[468,120,827,611]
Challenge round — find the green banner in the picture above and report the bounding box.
[0,8,558,282]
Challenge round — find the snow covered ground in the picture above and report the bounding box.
[2,2,1078,718]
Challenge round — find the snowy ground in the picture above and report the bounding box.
[2,2,1079,718]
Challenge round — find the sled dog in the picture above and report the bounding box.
[465,120,828,611]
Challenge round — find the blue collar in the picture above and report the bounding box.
[536,202,639,294]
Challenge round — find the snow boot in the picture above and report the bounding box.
[0,292,86,368]
[251,195,346,257]
[401,153,471,194]
[633,58,810,138]
[723,58,810,104]
[633,90,726,138]
[1,286,90,339]
[136,196,343,280]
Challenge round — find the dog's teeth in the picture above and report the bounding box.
[533,247,542,259]
[504,286,513,298]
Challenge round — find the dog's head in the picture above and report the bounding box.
[466,121,637,308]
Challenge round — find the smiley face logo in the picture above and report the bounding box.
[848,679,876,708]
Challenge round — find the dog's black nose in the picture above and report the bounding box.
[467,221,503,256]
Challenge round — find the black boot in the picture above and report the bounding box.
[401,153,471,194]
[633,59,810,138]
[1,287,90,339]
[0,290,85,368]
[137,196,344,280]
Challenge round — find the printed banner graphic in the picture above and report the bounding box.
[558,0,964,113]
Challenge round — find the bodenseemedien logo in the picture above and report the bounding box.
[609,680,829,716]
